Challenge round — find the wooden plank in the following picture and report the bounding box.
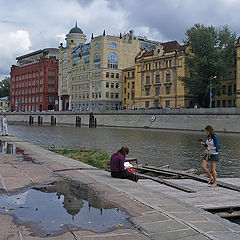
[142,165,240,193]
[136,173,196,193]
[53,167,102,172]
[135,166,180,177]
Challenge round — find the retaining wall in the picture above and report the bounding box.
[3,108,240,133]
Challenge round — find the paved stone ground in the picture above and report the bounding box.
[0,135,240,239]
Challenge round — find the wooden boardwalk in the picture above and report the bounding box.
[139,178,240,210]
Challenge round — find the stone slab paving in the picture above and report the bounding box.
[1,135,240,239]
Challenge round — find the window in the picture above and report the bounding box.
[146,75,150,84]
[166,86,171,94]
[106,82,109,88]
[156,74,160,83]
[228,100,232,107]
[108,53,118,69]
[99,92,101,98]
[95,43,100,50]
[116,73,119,79]
[165,100,170,108]
[124,76,127,83]
[106,72,109,78]
[111,73,114,78]
[132,82,135,89]
[110,42,117,49]
[124,88,126,94]
[116,83,119,89]
[222,85,226,95]
[92,93,95,99]
[127,93,130,99]
[106,92,109,98]
[228,85,232,96]
[131,92,134,100]
[128,82,130,88]
[116,93,119,99]
[132,71,135,77]
[155,87,160,95]
[222,100,226,107]
[94,52,101,69]
[92,83,95,89]
[146,88,150,96]
[166,73,171,82]
[111,93,114,98]
[111,83,114,88]
[217,100,220,107]
[145,101,149,109]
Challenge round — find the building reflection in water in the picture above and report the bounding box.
[34,180,115,220]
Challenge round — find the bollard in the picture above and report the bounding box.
[38,116,42,125]
[94,118,97,128]
[76,116,81,127]
[29,116,34,125]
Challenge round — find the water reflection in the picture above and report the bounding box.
[0,180,133,237]
[8,123,240,177]
[0,140,40,163]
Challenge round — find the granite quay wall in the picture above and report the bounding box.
[3,107,240,133]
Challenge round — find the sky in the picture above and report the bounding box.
[1,0,240,79]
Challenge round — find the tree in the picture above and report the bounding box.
[0,77,10,98]
[181,24,236,107]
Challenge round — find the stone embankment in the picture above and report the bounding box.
[0,135,240,239]
[4,107,240,133]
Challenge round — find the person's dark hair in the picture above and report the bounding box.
[205,125,215,139]
[117,146,129,156]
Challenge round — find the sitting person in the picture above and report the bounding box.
[110,146,138,182]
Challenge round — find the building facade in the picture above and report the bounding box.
[122,41,191,109]
[0,97,10,112]
[58,24,159,111]
[10,48,59,112]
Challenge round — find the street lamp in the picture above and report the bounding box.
[210,76,217,108]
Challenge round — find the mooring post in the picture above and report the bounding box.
[94,118,97,128]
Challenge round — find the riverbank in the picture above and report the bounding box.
[1,135,240,239]
[4,107,240,133]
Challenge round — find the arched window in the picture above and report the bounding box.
[94,53,101,62]
[94,52,101,69]
[95,43,100,50]
[110,42,117,49]
[108,53,118,69]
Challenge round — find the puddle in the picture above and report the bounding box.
[0,179,133,237]
[0,140,40,164]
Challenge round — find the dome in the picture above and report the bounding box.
[69,22,83,34]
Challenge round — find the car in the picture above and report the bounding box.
[137,108,146,110]
[149,107,161,110]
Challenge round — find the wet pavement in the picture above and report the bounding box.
[0,180,133,237]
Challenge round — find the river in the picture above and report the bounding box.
[8,123,240,178]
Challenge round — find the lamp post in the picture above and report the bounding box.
[209,76,217,108]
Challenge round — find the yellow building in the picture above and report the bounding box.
[0,97,10,112]
[58,24,159,111]
[212,69,236,107]
[122,41,191,109]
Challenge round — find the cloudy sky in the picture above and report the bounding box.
[1,0,240,79]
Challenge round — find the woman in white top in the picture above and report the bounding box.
[2,115,8,136]
[199,125,220,187]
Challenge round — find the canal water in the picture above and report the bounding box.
[8,123,240,178]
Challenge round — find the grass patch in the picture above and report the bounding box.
[51,148,110,171]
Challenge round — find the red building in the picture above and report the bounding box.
[10,48,59,112]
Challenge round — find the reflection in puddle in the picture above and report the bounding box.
[0,140,39,164]
[0,179,133,236]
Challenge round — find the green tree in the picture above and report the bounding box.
[0,77,10,98]
[181,24,236,107]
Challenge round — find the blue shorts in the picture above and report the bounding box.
[203,154,219,162]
